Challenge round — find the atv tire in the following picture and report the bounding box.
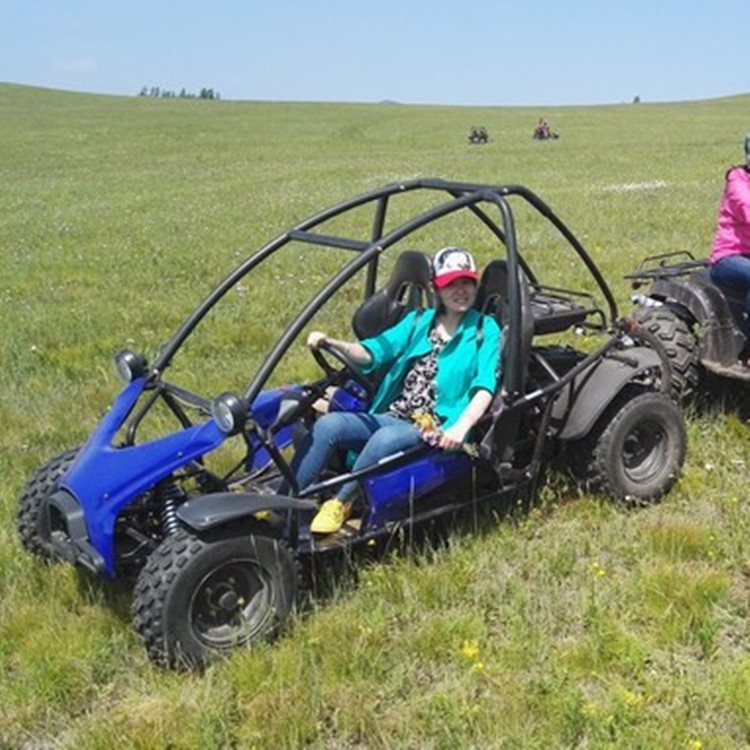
[575,389,686,504]
[632,306,699,400]
[17,446,79,559]
[132,528,300,670]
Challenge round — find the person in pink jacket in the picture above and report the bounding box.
[709,133,750,338]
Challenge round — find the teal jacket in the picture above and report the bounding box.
[360,308,502,429]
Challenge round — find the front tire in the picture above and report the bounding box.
[132,528,300,670]
[17,446,79,559]
[576,389,686,504]
[632,306,699,400]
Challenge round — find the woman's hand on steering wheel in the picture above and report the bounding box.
[308,332,375,399]
[307,330,328,351]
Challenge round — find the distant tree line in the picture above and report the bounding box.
[138,86,221,100]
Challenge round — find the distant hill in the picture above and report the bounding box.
[1,81,749,108]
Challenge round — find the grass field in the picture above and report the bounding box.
[1,82,750,748]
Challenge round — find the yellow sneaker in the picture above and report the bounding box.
[310,499,352,535]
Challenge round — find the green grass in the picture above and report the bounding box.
[2,82,750,747]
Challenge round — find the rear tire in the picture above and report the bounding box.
[632,306,699,400]
[132,528,300,670]
[576,389,686,504]
[17,446,79,559]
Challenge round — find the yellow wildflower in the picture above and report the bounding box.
[460,639,480,661]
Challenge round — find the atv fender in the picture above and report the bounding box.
[648,272,745,363]
[176,492,317,532]
[647,275,731,326]
[552,346,662,440]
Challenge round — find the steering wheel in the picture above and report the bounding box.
[311,341,375,399]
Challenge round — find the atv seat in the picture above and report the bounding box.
[352,250,433,340]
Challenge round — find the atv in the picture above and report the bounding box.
[626,250,750,399]
[17,179,686,670]
[533,125,560,140]
[468,126,489,144]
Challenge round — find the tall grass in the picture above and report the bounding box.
[1,83,750,747]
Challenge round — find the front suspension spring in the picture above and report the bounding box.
[159,482,186,536]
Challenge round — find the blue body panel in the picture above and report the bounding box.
[61,379,226,576]
[60,379,301,577]
[363,450,471,528]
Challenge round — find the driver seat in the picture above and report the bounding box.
[322,250,433,477]
[352,251,434,340]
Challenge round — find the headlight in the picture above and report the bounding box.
[211,392,248,435]
[114,350,148,383]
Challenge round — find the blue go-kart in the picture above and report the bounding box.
[17,180,687,669]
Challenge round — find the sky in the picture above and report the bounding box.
[2,0,748,107]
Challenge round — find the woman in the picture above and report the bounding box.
[709,132,750,343]
[289,246,502,535]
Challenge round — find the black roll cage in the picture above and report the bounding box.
[149,178,618,410]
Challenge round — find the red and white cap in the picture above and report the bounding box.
[432,246,478,289]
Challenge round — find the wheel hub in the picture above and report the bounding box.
[623,423,664,479]
[217,589,240,611]
[190,560,273,649]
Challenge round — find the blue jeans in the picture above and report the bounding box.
[710,255,750,334]
[284,412,423,504]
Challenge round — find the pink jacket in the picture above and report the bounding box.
[710,167,750,264]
